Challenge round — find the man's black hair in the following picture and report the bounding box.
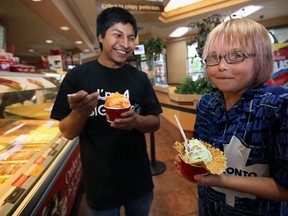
[96,7,138,50]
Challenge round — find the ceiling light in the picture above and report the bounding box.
[75,41,83,44]
[60,26,70,31]
[169,27,190,37]
[32,0,42,2]
[28,49,35,52]
[165,0,201,12]
[228,5,263,19]
[45,40,53,43]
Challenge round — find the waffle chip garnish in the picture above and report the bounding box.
[173,139,227,174]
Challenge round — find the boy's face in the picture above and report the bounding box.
[206,46,255,95]
[98,22,136,68]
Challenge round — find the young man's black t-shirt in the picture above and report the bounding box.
[50,60,162,209]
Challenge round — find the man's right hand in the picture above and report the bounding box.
[68,90,99,117]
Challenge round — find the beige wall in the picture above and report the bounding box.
[166,40,188,84]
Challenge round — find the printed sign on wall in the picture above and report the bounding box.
[266,43,288,88]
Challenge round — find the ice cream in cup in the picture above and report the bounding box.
[174,138,227,180]
[104,92,131,123]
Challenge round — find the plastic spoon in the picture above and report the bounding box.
[174,115,188,148]
[67,93,105,100]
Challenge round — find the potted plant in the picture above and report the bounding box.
[172,14,223,97]
[174,76,216,95]
[144,36,165,60]
[144,37,165,82]
[168,77,217,103]
[187,14,224,58]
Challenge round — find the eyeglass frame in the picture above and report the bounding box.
[204,51,256,66]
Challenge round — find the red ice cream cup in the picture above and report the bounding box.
[104,106,130,123]
[180,158,209,181]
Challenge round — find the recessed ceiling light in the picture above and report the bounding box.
[28,49,35,52]
[60,26,70,31]
[169,27,190,37]
[75,41,83,44]
[46,40,53,43]
[165,0,201,12]
[32,0,42,2]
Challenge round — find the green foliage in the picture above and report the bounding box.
[144,36,165,70]
[188,14,223,58]
[174,77,216,95]
[144,36,165,59]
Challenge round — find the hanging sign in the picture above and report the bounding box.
[96,1,164,12]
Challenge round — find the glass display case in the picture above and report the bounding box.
[0,72,82,215]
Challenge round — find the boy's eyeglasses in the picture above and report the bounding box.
[205,51,256,66]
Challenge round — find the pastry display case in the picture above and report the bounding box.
[0,71,60,120]
[0,72,82,216]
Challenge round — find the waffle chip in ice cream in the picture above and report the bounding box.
[173,138,226,174]
[104,92,130,108]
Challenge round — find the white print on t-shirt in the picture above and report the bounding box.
[212,135,269,207]
[90,104,106,117]
[96,89,130,101]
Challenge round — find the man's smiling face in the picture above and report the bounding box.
[98,22,136,68]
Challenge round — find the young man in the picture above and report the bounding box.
[51,7,162,215]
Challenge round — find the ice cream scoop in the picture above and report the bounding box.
[182,139,213,164]
[104,92,131,122]
[104,92,130,108]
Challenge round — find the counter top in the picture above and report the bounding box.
[5,102,53,119]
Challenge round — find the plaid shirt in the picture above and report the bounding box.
[194,85,288,216]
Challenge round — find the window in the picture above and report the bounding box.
[186,42,204,80]
[0,23,6,49]
[268,26,288,43]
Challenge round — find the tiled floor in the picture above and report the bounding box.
[72,116,199,216]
